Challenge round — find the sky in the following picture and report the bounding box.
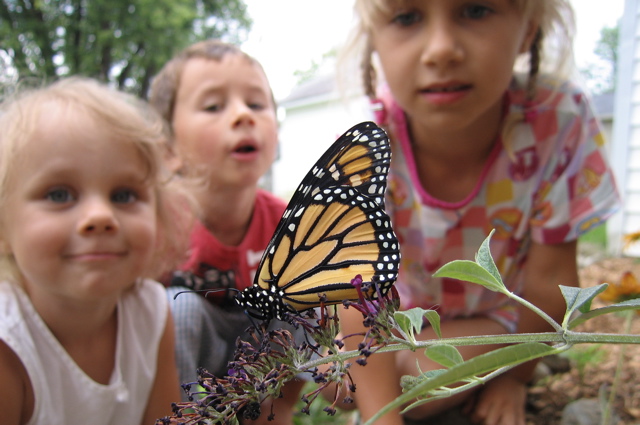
[242,0,626,100]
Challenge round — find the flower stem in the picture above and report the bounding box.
[601,311,633,425]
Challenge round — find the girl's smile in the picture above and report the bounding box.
[2,105,158,305]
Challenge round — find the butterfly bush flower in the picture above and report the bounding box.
[156,275,401,424]
[343,275,401,362]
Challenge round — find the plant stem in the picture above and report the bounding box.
[504,290,564,332]
[601,311,634,425]
[297,331,640,372]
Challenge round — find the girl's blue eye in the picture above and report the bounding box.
[462,5,492,19]
[46,188,74,203]
[112,189,137,204]
[391,10,422,27]
[204,104,221,112]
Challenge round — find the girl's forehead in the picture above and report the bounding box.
[360,0,528,16]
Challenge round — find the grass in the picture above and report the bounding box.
[579,223,607,248]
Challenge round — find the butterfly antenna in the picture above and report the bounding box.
[171,288,212,300]
[171,287,241,300]
[204,287,241,299]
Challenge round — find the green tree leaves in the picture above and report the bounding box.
[0,0,251,96]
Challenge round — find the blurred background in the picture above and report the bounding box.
[0,0,632,254]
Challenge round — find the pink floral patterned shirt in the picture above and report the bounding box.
[376,76,620,330]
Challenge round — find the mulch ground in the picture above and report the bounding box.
[525,256,640,425]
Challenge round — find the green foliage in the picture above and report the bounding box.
[0,0,252,96]
[293,48,338,84]
[164,231,640,424]
[595,25,619,80]
[579,223,607,248]
[580,23,619,94]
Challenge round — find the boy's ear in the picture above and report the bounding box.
[520,21,541,54]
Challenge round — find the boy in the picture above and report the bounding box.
[149,40,303,424]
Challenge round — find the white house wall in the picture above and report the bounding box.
[273,94,370,199]
[610,0,640,255]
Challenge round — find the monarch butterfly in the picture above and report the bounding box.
[235,121,400,321]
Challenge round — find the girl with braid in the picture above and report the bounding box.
[335,1,620,424]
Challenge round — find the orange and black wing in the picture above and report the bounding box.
[236,122,400,321]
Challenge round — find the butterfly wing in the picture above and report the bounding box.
[285,121,391,214]
[236,122,399,320]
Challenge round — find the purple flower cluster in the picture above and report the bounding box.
[156,275,400,424]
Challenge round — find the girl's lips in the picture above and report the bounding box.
[68,252,125,262]
[420,83,472,105]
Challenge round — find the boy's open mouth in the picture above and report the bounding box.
[235,145,257,153]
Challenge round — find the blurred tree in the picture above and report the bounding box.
[581,23,619,94]
[293,48,337,85]
[0,0,251,96]
[595,24,619,87]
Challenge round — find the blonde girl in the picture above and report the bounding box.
[337,1,620,424]
[0,77,189,425]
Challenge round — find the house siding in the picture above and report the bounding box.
[610,0,640,255]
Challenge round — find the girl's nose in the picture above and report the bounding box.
[421,21,464,68]
[78,197,119,234]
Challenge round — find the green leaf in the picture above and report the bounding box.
[367,343,559,425]
[561,284,608,323]
[568,297,640,328]
[426,345,464,368]
[400,369,447,391]
[400,342,555,404]
[394,308,443,341]
[474,230,503,286]
[394,309,423,341]
[434,260,506,293]
[433,230,507,293]
[423,310,443,339]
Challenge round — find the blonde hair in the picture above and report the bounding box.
[148,39,276,138]
[0,77,192,283]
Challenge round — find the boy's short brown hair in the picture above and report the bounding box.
[148,39,276,136]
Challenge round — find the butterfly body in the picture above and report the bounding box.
[235,122,400,321]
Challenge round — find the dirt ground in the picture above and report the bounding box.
[525,256,640,425]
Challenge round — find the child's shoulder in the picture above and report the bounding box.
[0,281,27,330]
[511,73,592,112]
[123,279,167,312]
[118,280,168,353]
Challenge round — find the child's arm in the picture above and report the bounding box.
[141,306,181,425]
[339,306,405,425]
[0,340,33,425]
[472,240,579,425]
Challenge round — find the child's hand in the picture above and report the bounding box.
[468,374,527,425]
